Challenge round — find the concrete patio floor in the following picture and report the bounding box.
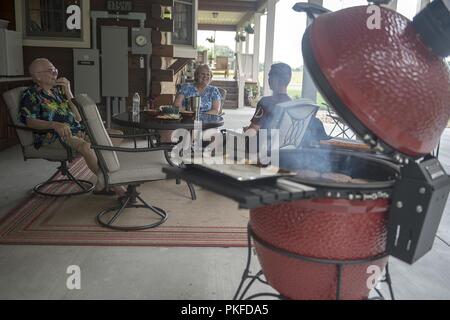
[0,107,449,300]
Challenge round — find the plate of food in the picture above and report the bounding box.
[156,114,181,121]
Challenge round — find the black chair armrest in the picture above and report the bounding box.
[108,132,160,139]
[90,143,172,153]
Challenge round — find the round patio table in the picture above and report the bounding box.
[112,112,224,131]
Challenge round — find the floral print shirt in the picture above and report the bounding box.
[19,84,82,149]
[178,83,221,113]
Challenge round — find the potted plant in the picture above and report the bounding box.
[244,24,255,34]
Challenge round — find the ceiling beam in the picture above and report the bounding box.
[199,0,258,12]
[237,12,254,29]
[198,24,238,32]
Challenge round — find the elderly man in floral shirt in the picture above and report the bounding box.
[19,58,102,190]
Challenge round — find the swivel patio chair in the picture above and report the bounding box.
[73,93,169,231]
[218,87,227,115]
[222,99,319,162]
[2,87,94,197]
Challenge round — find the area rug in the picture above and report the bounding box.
[0,158,249,247]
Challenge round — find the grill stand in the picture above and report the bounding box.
[233,224,395,300]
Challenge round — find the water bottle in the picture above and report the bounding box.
[132,92,140,120]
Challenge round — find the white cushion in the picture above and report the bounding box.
[2,87,34,147]
[74,94,120,173]
[108,150,167,185]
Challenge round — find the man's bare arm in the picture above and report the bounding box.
[26,118,72,139]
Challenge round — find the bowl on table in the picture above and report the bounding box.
[159,105,180,115]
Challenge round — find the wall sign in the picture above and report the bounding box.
[106,0,133,13]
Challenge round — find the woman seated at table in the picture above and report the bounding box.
[173,64,222,115]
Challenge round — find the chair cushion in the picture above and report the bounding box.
[23,145,69,161]
[74,94,120,173]
[108,150,167,185]
[2,87,34,147]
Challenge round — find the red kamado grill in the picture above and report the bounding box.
[164,0,450,300]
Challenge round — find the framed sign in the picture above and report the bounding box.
[106,0,133,13]
[15,0,90,48]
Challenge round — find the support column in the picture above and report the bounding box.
[263,0,277,96]
[245,34,250,54]
[252,13,261,83]
[235,29,239,80]
[238,33,244,54]
[301,0,323,102]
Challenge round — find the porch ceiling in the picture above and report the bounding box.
[198,0,262,12]
[198,10,247,26]
[197,0,266,31]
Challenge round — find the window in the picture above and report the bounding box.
[173,0,196,46]
[15,0,90,47]
[25,0,81,38]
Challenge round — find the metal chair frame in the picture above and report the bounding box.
[74,97,172,231]
[326,104,355,140]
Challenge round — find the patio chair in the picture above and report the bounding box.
[2,87,94,196]
[214,56,229,78]
[218,87,227,115]
[73,93,169,230]
[222,99,319,161]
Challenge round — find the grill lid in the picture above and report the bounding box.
[298,1,450,160]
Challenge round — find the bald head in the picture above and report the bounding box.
[29,58,51,78]
[28,58,58,88]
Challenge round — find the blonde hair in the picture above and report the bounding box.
[194,64,213,83]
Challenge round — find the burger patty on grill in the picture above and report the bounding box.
[295,170,321,180]
[295,170,371,184]
[321,172,353,183]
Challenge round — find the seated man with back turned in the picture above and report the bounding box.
[19,58,104,191]
[244,62,328,145]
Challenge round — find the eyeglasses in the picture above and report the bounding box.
[36,68,58,75]
[199,73,211,78]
